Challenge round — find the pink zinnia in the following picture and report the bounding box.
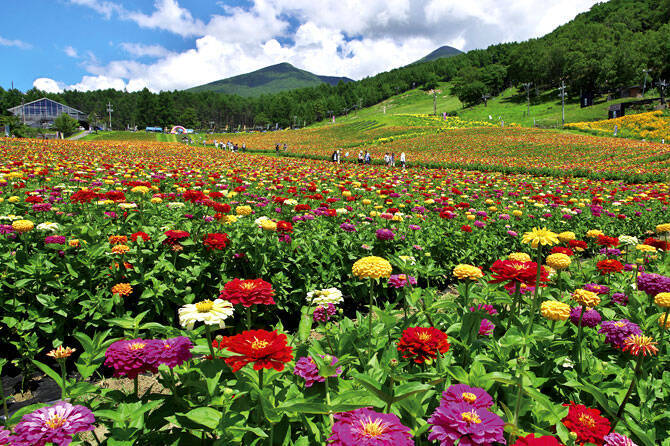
[143,337,193,369]
[375,228,395,241]
[479,319,495,336]
[603,433,637,446]
[313,303,337,322]
[0,428,10,445]
[11,401,95,446]
[328,407,413,445]
[104,339,157,379]
[293,355,342,387]
[428,401,505,446]
[440,384,493,409]
[388,274,417,288]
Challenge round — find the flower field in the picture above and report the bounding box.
[565,111,670,143]
[215,122,670,182]
[0,136,669,445]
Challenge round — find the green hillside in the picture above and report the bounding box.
[187,62,353,97]
[415,45,463,63]
[80,131,178,142]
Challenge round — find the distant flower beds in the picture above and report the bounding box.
[566,110,670,142]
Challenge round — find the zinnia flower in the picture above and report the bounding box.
[621,334,658,356]
[571,289,600,308]
[11,401,95,446]
[569,306,602,328]
[203,232,229,250]
[143,336,193,369]
[541,301,571,321]
[219,278,275,307]
[596,259,623,275]
[313,303,337,322]
[489,260,547,286]
[636,273,670,297]
[512,434,562,446]
[376,228,395,241]
[47,346,76,360]
[522,227,559,248]
[599,320,642,349]
[582,283,610,295]
[388,274,417,288]
[104,339,157,378]
[307,288,344,306]
[328,407,413,446]
[546,253,571,270]
[508,252,531,262]
[12,219,34,233]
[178,299,234,330]
[397,326,450,364]
[218,329,293,372]
[163,230,189,245]
[294,355,342,387]
[111,283,133,297]
[603,433,637,446]
[654,292,670,308]
[439,384,493,409]
[131,231,150,242]
[611,293,628,305]
[561,402,610,446]
[557,231,576,243]
[453,264,483,280]
[428,401,505,446]
[352,256,393,279]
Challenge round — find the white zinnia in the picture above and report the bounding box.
[619,235,639,246]
[307,288,343,306]
[36,222,59,232]
[178,299,234,330]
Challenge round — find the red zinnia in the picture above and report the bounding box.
[131,231,151,242]
[568,240,588,251]
[512,434,563,446]
[219,329,293,372]
[219,278,275,307]
[70,189,99,203]
[644,237,668,251]
[164,230,190,245]
[489,260,548,286]
[595,235,619,248]
[561,402,610,446]
[550,246,574,256]
[203,232,229,250]
[397,326,450,364]
[276,221,293,233]
[461,225,472,232]
[596,259,623,275]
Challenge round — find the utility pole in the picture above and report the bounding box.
[658,79,667,105]
[642,69,652,96]
[481,94,490,107]
[522,82,532,117]
[106,102,113,130]
[558,81,567,127]
[432,90,437,115]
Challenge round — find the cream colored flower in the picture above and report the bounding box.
[307,288,344,306]
[178,299,234,330]
[36,222,60,232]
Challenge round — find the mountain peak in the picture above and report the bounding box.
[415,45,463,64]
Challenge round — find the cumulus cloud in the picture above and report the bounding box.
[55,0,601,92]
[33,78,66,93]
[0,36,32,50]
[64,46,78,58]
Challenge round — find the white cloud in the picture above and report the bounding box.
[58,0,601,92]
[120,42,173,58]
[64,46,78,58]
[33,78,65,93]
[0,36,32,50]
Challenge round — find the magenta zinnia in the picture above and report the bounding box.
[328,407,413,446]
[428,401,505,446]
[440,384,493,409]
[11,401,95,446]
[293,355,342,387]
[104,338,157,379]
[143,336,193,369]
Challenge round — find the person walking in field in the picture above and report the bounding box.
[365,151,371,165]
[358,150,363,164]
[400,152,406,170]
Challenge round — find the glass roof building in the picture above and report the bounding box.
[8,98,87,128]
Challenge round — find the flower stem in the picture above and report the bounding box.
[659,308,670,350]
[611,354,644,431]
[576,308,584,374]
[59,360,67,399]
[134,376,139,398]
[324,377,334,428]
[506,282,521,331]
[511,370,524,445]
[525,246,543,337]
[0,373,8,421]
[205,325,216,359]
[246,306,252,331]
[367,280,376,360]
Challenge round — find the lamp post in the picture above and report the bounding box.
[642,69,652,96]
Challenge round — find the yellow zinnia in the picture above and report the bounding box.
[546,253,571,270]
[12,219,34,233]
[656,223,670,233]
[508,252,531,262]
[636,244,656,253]
[521,227,558,249]
[654,292,670,309]
[557,231,576,243]
[352,256,392,280]
[571,289,600,308]
[540,301,571,321]
[236,205,252,216]
[586,229,604,238]
[453,264,483,280]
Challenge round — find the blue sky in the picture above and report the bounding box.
[0,0,601,93]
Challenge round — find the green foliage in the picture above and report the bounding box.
[52,113,79,136]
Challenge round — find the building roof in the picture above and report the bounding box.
[8,97,86,119]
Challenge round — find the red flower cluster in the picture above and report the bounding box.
[219,329,293,372]
[203,232,229,250]
[489,260,548,286]
[644,237,668,251]
[596,259,624,275]
[550,246,574,256]
[397,326,450,364]
[70,189,99,203]
[164,230,190,245]
[276,221,293,233]
[595,235,619,248]
[131,231,151,242]
[568,240,588,251]
[219,278,275,307]
[511,434,563,446]
[561,402,610,446]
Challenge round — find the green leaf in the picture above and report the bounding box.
[31,359,63,388]
[180,407,222,430]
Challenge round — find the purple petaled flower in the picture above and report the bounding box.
[0,428,11,445]
[203,216,214,222]
[183,214,194,219]
[388,274,417,289]
[599,319,642,349]
[376,228,394,241]
[278,233,292,244]
[582,283,610,295]
[440,384,493,409]
[507,230,518,237]
[611,293,628,306]
[143,337,193,369]
[476,211,487,217]
[32,203,52,212]
[637,273,670,297]
[329,407,413,446]
[11,401,95,446]
[408,224,421,231]
[479,319,495,336]
[104,339,157,379]
[340,222,357,232]
[313,303,337,322]
[498,214,510,220]
[0,225,15,235]
[603,432,638,446]
[470,304,498,316]
[294,355,342,388]
[44,235,66,245]
[428,401,505,446]
[623,264,634,272]
[599,248,621,256]
[413,244,423,250]
[473,220,486,228]
[569,306,602,328]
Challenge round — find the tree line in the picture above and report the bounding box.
[1,0,668,131]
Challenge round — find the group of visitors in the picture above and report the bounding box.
[275,143,288,154]
[214,140,245,152]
